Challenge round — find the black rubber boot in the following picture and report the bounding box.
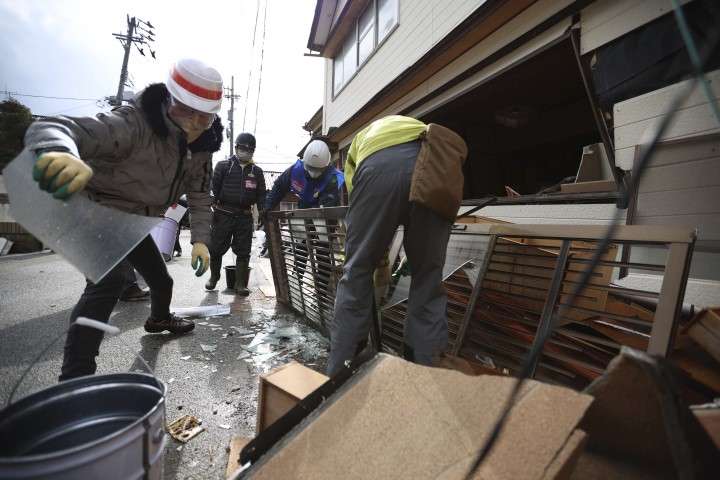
[234,259,249,296]
[204,258,222,290]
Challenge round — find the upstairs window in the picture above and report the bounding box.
[377,0,398,43]
[333,0,399,96]
[358,5,375,65]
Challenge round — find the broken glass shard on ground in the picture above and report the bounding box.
[171,304,231,318]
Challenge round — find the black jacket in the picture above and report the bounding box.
[211,157,266,212]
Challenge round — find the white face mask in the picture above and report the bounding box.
[237,152,253,162]
[304,164,325,179]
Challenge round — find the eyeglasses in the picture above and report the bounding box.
[235,145,255,153]
[167,96,215,130]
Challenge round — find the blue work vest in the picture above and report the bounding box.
[289,160,345,206]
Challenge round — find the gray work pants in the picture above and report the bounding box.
[327,141,452,376]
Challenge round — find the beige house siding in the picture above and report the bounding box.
[324,0,488,135]
[325,0,702,149]
[633,135,720,247]
[328,0,575,150]
[613,69,720,306]
[614,69,720,170]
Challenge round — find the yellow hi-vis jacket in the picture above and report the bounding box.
[344,115,426,193]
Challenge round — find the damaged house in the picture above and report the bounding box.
[232,1,720,477]
[263,0,719,399]
[305,0,719,300]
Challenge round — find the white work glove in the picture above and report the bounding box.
[33,152,93,199]
[373,259,392,287]
[191,242,210,277]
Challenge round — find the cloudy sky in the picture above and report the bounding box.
[0,0,324,171]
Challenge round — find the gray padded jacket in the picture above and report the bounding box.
[24,83,223,245]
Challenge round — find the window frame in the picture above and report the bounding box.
[332,0,399,97]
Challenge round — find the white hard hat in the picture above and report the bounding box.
[302,140,331,169]
[166,58,223,114]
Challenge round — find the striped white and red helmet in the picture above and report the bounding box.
[166,58,223,114]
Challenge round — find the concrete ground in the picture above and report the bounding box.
[0,229,329,479]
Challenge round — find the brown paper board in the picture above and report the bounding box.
[574,347,720,478]
[226,435,252,478]
[244,354,592,479]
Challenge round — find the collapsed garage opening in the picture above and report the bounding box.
[415,0,719,205]
[419,35,612,201]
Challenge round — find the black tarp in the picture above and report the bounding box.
[588,0,720,125]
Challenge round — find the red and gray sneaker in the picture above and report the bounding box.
[144,313,195,334]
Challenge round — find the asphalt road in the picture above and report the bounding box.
[0,230,329,479]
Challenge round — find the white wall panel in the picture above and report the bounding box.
[614,69,720,170]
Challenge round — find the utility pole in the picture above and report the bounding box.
[111,15,156,107]
[224,76,242,157]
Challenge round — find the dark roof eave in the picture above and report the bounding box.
[306,0,338,53]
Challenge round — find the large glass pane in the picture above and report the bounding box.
[333,54,343,94]
[377,0,398,43]
[358,1,375,65]
[359,2,374,38]
[358,33,374,65]
[342,32,357,84]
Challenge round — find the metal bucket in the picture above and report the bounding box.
[150,217,179,262]
[0,373,166,480]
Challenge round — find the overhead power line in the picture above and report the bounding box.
[242,0,262,132]
[253,0,269,134]
[1,91,101,102]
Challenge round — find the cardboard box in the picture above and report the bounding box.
[256,361,328,434]
[242,351,720,480]
[245,354,593,479]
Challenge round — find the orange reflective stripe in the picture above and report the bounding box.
[170,67,222,100]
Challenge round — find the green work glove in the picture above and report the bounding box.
[33,152,93,200]
[191,242,210,277]
[392,257,410,283]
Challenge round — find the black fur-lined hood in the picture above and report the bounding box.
[135,83,224,154]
